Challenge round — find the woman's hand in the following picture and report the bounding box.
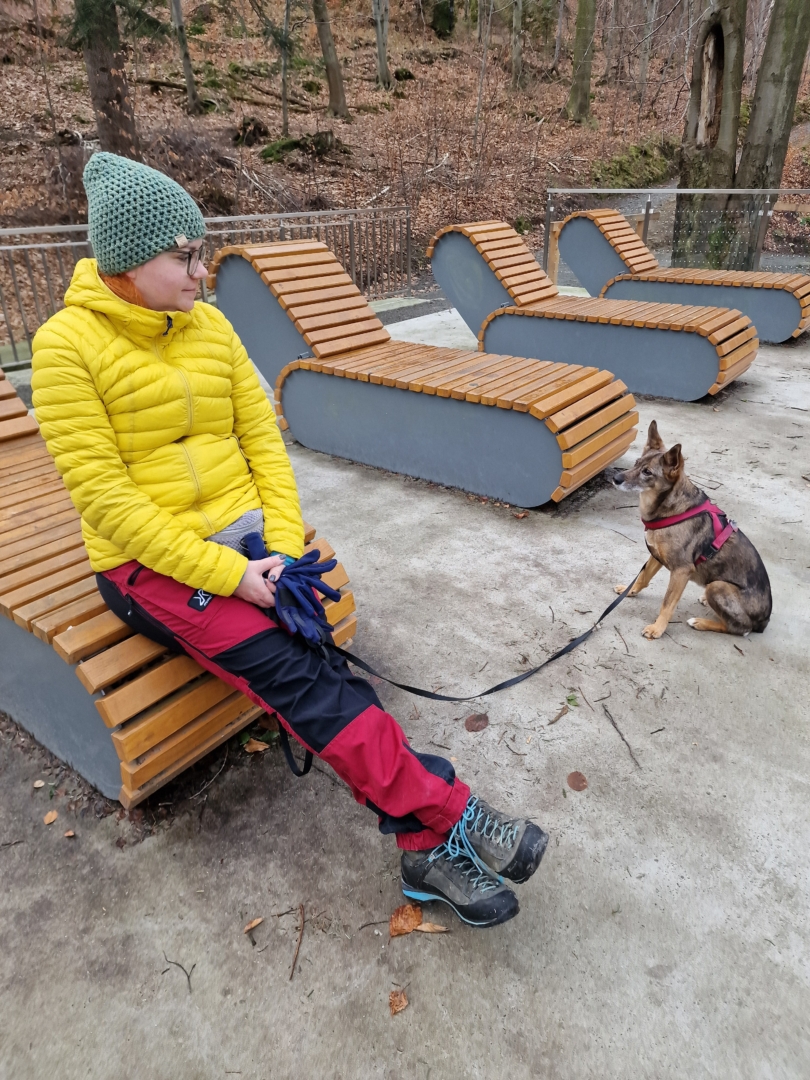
[233,555,287,608]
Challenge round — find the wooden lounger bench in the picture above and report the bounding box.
[0,371,357,808]
[557,209,810,344]
[427,221,760,402]
[208,240,639,508]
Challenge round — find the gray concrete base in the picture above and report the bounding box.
[557,215,631,295]
[215,254,312,387]
[483,310,724,401]
[282,368,563,506]
[431,231,514,337]
[604,277,802,343]
[0,617,120,798]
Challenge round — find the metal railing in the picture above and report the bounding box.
[0,207,412,369]
[542,188,810,284]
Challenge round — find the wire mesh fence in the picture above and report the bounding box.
[0,207,411,370]
[543,188,810,288]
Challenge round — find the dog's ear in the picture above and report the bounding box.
[645,420,665,452]
[662,443,683,476]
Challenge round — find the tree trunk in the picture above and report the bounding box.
[76,0,141,160]
[313,0,348,117]
[170,0,202,115]
[511,0,523,89]
[551,0,565,72]
[565,0,597,120]
[372,0,393,89]
[636,0,658,107]
[673,0,746,266]
[604,0,617,84]
[736,0,810,189]
[281,0,291,135]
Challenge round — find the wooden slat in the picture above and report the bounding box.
[331,612,357,647]
[0,556,93,617]
[555,428,637,496]
[0,398,28,422]
[32,588,108,643]
[0,540,87,592]
[0,517,82,570]
[120,691,255,790]
[554,390,635,448]
[112,675,234,760]
[561,411,639,468]
[52,609,132,664]
[323,588,356,627]
[0,415,40,442]
[529,371,615,420]
[13,575,98,630]
[119,703,262,810]
[76,634,168,694]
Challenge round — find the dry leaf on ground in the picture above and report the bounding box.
[390,903,423,937]
[413,922,449,933]
[512,511,529,519]
[64,830,75,838]
[33,780,45,789]
[464,713,489,732]
[567,771,588,791]
[43,810,58,825]
[244,739,269,754]
[243,917,264,933]
[389,989,409,1016]
[549,704,569,725]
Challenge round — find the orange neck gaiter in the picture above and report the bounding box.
[100,273,148,308]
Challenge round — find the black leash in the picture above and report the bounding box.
[276,565,644,776]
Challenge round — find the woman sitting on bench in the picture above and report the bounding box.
[31,152,547,928]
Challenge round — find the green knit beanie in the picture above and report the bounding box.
[83,152,206,275]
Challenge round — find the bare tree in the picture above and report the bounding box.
[312,0,349,117]
[565,0,597,120]
[735,0,810,188]
[636,0,658,107]
[511,0,523,89]
[552,0,565,73]
[71,0,142,159]
[169,0,202,114]
[372,0,393,89]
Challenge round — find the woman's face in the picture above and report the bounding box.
[124,240,208,312]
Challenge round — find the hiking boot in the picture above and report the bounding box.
[401,843,519,928]
[459,796,548,884]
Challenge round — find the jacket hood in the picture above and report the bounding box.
[64,258,193,338]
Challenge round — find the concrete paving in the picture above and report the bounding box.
[1,317,810,1079]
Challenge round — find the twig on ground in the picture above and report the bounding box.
[290,903,305,980]
[663,631,690,649]
[163,951,195,993]
[190,747,228,800]
[273,907,296,918]
[357,919,389,931]
[1,839,24,849]
[615,626,631,654]
[505,742,527,756]
[578,686,594,711]
[602,705,641,769]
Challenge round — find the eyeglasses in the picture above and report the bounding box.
[179,243,206,277]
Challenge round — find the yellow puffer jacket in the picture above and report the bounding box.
[32,258,304,596]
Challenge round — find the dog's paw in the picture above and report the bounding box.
[687,617,698,628]
[642,623,664,639]
[614,583,626,595]
[698,594,708,606]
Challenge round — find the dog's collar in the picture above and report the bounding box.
[643,498,737,565]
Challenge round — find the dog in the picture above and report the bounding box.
[611,421,772,639]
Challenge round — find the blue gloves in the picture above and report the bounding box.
[240,532,341,646]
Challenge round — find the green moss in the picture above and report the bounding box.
[260,136,301,162]
[591,136,679,188]
[302,79,322,94]
[513,215,532,235]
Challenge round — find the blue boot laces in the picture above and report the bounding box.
[427,797,518,890]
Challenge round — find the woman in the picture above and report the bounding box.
[32,152,547,928]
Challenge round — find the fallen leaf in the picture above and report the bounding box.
[64,830,75,838]
[389,988,409,1015]
[413,922,449,933]
[566,693,579,707]
[243,917,264,934]
[33,780,45,789]
[512,511,528,519]
[567,771,588,791]
[549,704,568,725]
[390,903,422,937]
[464,713,489,732]
[43,810,58,825]
[244,738,269,753]
[115,836,126,849]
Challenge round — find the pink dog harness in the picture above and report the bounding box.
[642,499,738,565]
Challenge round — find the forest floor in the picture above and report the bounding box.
[2,2,809,255]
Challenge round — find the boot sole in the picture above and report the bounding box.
[401,882,519,928]
[504,826,549,884]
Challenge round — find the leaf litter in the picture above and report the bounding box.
[389,903,448,937]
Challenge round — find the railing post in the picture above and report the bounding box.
[753,194,772,271]
[348,218,357,286]
[406,211,412,295]
[642,193,652,245]
[542,192,554,271]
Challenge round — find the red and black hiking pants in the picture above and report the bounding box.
[98,562,470,849]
